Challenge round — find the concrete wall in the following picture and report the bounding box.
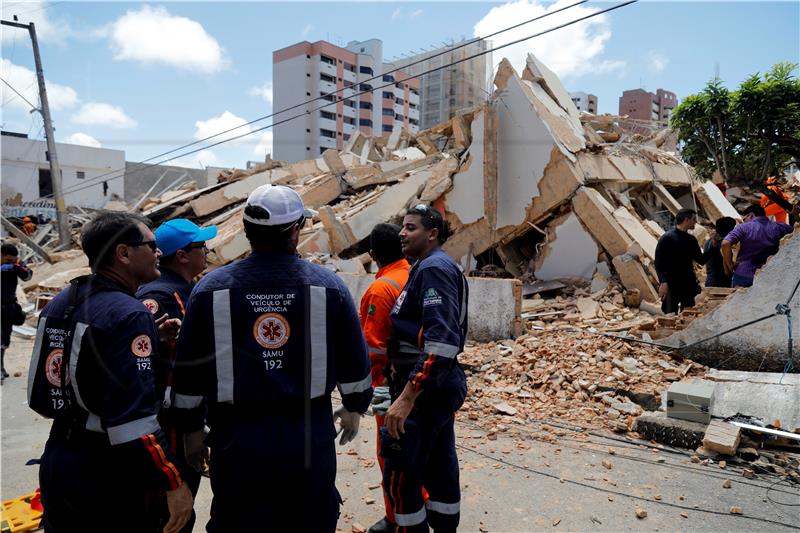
[123,162,210,203]
[664,233,799,371]
[337,272,522,342]
[1,134,124,208]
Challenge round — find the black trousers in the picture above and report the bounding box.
[662,281,700,314]
[40,435,162,533]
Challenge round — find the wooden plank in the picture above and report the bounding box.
[1,216,53,263]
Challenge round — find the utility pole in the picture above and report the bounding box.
[1,20,71,247]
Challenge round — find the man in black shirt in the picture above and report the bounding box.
[704,217,736,288]
[654,209,714,314]
[1,243,33,379]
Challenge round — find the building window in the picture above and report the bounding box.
[382,74,395,83]
[359,101,372,110]
[343,133,351,141]
[409,118,419,126]
[344,63,356,73]
[343,116,356,125]
[344,99,356,108]
[395,97,404,105]
[320,128,336,139]
[320,110,335,120]
[359,118,373,127]
[382,91,393,99]
[382,108,394,116]
[382,124,393,133]
[320,55,335,66]
[320,92,336,102]
[320,73,335,83]
[76,171,85,179]
[359,66,373,75]
[359,83,373,91]
[409,103,417,110]
[395,113,403,121]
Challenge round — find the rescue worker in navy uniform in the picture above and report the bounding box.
[2,243,33,379]
[28,211,193,533]
[136,218,216,533]
[171,184,373,532]
[382,204,468,532]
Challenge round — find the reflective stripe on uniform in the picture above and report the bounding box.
[426,500,460,515]
[309,285,327,399]
[27,318,48,405]
[367,345,387,355]
[86,413,103,433]
[107,414,160,445]
[338,373,371,394]
[376,276,402,291]
[213,289,234,403]
[163,385,172,408]
[68,322,90,410]
[174,393,203,409]
[423,341,459,359]
[395,506,426,527]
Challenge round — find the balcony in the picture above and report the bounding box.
[319,61,336,76]
[319,117,337,131]
[319,80,336,94]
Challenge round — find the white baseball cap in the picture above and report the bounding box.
[243,184,312,226]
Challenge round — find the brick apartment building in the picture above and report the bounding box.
[618,88,677,122]
[272,39,420,162]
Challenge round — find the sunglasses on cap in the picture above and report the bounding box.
[124,240,158,253]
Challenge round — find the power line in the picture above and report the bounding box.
[52,0,595,197]
[56,1,638,200]
[0,77,38,111]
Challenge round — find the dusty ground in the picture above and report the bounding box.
[2,336,798,532]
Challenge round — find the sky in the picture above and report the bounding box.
[1,0,798,184]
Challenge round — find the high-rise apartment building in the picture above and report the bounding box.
[618,88,677,122]
[569,91,598,114]
[386,39,493,130]
[272,39,420,162]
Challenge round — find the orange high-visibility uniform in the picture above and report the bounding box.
[359,258,419,525]
[359,258,410,386]
[761,185,789,224]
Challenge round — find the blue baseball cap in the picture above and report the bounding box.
[154,219,217,257]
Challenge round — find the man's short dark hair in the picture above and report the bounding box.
[242,204,303,250]
[1,243,19,257]
[370,223,403,265]
[743,204,766,217]
[714,217,737,237]
[675,208,697,225]
[82,211,151,271]
[406,204,450,244]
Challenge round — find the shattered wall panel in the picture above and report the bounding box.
[445,109,486,225]
[534,212,598,281]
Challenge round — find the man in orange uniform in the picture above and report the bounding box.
[760,176,791,224]
[360,223,410,533]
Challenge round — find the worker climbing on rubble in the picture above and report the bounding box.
[358,223,417,533]
[22,216,37,236]
[721,204,794,288]
[382,204,468,533]
[27,211,193,533]
[136,218,217,533]
[654,208,715,314]
[1,243,33,380]
[760,176,792,224]
[170,184,372,532]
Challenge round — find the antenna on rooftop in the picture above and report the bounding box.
[714,62,720,81]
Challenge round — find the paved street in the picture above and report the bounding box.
[2,337,798,532]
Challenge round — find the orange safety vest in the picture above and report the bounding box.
[359,258,410,386]
[760,185,789,224]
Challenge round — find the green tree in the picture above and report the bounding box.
[671,63,800,187]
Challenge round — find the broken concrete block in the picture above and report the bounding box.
[522,53,583,137]
[419,156,458,202]
[702,421,742,456]
[652,182,684,215]
[695,181,742,223]
[446,110,486,225]
[318,206,357,254]
[392,147,426,161]
[322,149,347,177]
[573,187,634,257]
[612,207,659,261]
[534,213,598,281]
[612,254,660,303]
[188,170,274,218]
[299,174,344,208]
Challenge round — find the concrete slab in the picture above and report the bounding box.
[665,233,799,370]
[445,110,486,226]
[337,273,522,342]
[534,212,598,281]
[701,377,800,431]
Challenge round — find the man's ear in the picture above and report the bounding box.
[116,243,131,266]
[428,227,439,243]
[177,250,190,264]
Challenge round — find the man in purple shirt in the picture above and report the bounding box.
[722,204,793,288]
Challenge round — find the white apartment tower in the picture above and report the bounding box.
[569,92,598,114]
[273,39,420,162]
[386,39,493,130]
